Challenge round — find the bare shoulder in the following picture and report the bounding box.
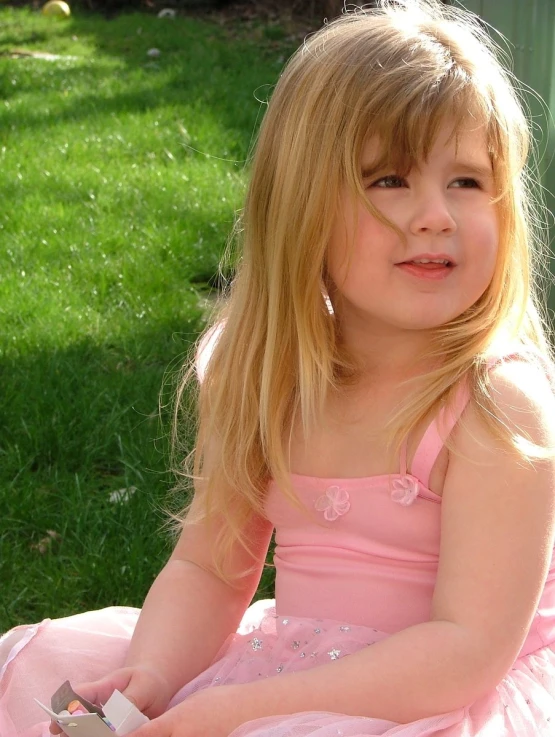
[447,354,555,485]
[488,354,555,411]
[478,355,555,447]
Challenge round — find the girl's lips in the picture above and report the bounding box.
[396,262,454,280]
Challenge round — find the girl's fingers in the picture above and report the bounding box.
[75,670,134,706]
[47,668,166,733]
[130,717,171,737]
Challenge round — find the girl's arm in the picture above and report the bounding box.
[124,502,273,700]
[140,357,555,732]
[78,490,273,719]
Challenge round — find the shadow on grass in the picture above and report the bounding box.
[1,314,276,632]
[0,317,198,629]
[1,12,287,159]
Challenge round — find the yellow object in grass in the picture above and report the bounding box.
[42,0,71,18]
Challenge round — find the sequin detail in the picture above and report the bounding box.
[390,475,419,506]
[314,628,321,634]
[314,485,351,521]
[291,640,300,650]
[251,638,263,651]
[328,648,341,660]
[339,625,351,632]
[276,664,283,673]
[282,619,289,625]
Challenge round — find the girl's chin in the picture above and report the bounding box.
[389,310,465,332]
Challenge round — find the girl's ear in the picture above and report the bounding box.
[195,323,223,383]
[322,288,335,316]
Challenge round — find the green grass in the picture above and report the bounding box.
[0,6,289,632]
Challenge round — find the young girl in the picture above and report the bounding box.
[2,0,555,735]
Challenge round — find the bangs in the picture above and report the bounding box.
[355,66,500,179]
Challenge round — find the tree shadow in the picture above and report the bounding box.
[0,317,199,628]
[1,11,287,157]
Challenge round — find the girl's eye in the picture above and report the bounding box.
[371,175,406,188]
[450,177,480,189]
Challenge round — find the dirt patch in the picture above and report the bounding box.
[184,0,345,31]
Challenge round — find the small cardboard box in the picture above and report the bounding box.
[35,688,150,736]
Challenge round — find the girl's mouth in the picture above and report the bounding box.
[396,257,454,280]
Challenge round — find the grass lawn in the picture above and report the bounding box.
[0,5,294,632]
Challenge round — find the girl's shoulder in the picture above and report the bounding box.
[469,344,555,448]
[484,344,555,400]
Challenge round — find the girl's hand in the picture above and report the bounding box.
[49,665,173,734]
[129,685,247,737]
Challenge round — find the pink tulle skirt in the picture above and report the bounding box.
[1,601,555,736]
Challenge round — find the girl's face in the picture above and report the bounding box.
[327,123,499,336]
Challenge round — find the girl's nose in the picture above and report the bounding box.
[408,193,457,236]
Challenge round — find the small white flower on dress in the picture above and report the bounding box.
[390,475,419,506]
[276,664,283,673]
[251,638,263,651]
[315,486,351,521]
[300,652,306,658]
[314,628,321,634]
[282,619,289,625]
[291,640,300,650]
[328,648,341,660]
[339,625,351,632]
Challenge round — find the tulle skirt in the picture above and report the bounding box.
[1,601,555,736]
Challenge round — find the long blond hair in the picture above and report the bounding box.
[175,0,552,577]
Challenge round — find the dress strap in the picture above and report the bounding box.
[407,384,471,488]
[402,348,555,487]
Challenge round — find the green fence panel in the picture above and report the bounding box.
[450,0,555,317]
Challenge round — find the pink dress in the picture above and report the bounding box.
[2,390,555,736]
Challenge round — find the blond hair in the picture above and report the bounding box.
[174,0,552,577]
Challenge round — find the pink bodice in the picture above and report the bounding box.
[266,471,443,632]
[265,383,555,660]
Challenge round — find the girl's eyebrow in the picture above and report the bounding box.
[360,164,386,180]
[452,162,493,178]
[360,162,493,180]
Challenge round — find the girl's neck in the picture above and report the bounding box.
[339,322,436,386]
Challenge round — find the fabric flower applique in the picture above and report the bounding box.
[390,475,420,506]
[315,485,350,521]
